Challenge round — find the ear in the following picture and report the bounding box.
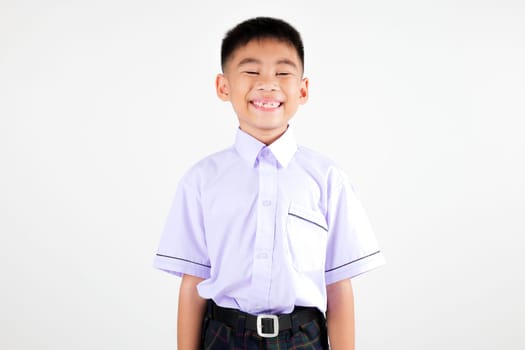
[216,74,230,101]
[299,77,309,104]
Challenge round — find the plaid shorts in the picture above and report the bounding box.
[201,302,329,350]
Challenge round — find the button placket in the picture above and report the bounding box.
[251,149,278,310]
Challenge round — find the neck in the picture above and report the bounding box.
[239,126,288,145]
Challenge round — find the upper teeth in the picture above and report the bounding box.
[253,101,280,108]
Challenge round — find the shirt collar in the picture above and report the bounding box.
[234,127,298,168]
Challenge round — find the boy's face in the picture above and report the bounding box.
[216,38,309,144]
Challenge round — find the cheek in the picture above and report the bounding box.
[230,82,251,98]
[283,81,303,95]
[285,89,302,103]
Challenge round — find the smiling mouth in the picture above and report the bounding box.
[250,100,283,110]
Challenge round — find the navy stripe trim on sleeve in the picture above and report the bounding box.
[325,251,381,273]
[156,254,211,268]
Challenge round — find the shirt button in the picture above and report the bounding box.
[256,252,268,259]
[262,200,272,207]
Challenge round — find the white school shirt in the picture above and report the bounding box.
[154,127,385,314]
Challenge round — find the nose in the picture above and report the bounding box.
[255,73,279,91]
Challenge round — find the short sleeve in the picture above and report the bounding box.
[153,177,211,279]
[324,173,386,284]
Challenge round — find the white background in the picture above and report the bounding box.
[2,0,524,349]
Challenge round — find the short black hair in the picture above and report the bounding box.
[220,17,304,72]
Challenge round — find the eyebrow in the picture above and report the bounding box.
[237,57,298,69]
[276,59,298,69]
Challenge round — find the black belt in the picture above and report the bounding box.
[209,300,323,338]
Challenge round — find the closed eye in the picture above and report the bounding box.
[244,71,259,75]
[276,72,291,76]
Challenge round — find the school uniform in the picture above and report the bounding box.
[154,127,385,348]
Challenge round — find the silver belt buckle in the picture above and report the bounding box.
[256,314,279,338]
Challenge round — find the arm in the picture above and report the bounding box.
[178,274,207,350]
[326,279,355,350]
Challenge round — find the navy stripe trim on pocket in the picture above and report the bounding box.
[288,213,328,232]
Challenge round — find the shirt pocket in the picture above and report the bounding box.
[286,204,328,272]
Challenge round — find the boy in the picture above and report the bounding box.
[154,17,385,349]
